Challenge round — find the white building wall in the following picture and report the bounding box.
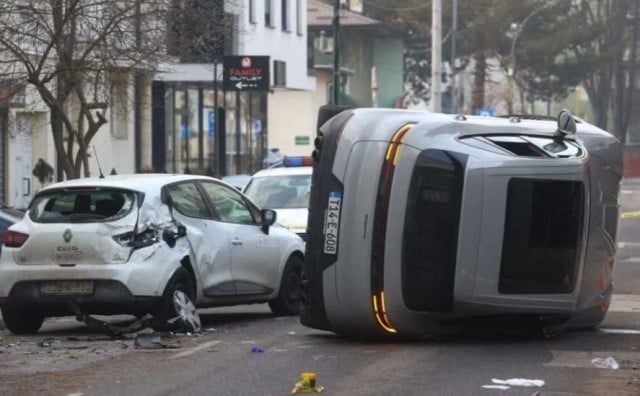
[230,0,315,90]
[267,71,330,156]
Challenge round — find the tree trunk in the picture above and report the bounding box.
[472,51,486,113]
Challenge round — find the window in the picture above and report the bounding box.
[281,0,289,31]
[296,0,303,35]
[499,179,584,294]
[29,189,136,223]
[274,60,287,87]
[249,0,257,23]
[244,174,311,209]
[402,150,464,312]
[200,182,255,224]
[166,182,211,218]
[265,0,274,27]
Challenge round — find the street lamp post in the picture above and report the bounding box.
[508,4,551,114]
[332,0,340,105]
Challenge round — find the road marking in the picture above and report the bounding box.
[599,328,640,335]
[609,294,640,313]
[621,211,640,219]
[618,242,640,248]
[169,340,220,360]
[545,350,640,369]
[621,190,633,194]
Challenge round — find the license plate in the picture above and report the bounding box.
[323,192,342,255]
[40,280,94,295]
[54,251,82,265]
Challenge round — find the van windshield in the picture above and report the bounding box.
[29,189,137,223]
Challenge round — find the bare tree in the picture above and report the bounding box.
[0,0,173,179]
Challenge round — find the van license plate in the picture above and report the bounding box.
[323,192,342,255]
[40,281,94,295]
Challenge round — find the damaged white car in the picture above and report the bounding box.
[0,174,305,334]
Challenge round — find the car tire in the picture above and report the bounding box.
[269,255,303,316]
[155,268,201,333]
[0,305,45,334]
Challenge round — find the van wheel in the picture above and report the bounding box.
[269,255,303,316]
[155,268,201,333]
[0,305,45,334]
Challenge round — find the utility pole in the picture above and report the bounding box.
[431,0,442,112]
[332,0,340,105]
[450,0,458,113]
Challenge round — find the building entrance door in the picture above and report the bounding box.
[13,113,32,209]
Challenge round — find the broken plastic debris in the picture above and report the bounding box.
[251,346,264,353]
[287,331,296,335]
[492,378,545,387]
[291,372,324,394]
[591,356,619,369]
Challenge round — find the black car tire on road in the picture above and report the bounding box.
[0,305,45,334]
[155,267,201,333]
[269,255,303,316]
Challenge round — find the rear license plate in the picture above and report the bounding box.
[54,251,82,265]
[40,281,94,295]
[323,192,342,255]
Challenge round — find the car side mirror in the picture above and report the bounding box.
[556,109,576,138]
[261,209,277,234]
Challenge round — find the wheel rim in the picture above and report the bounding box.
[285,266,302,304]
[172,290,201,332]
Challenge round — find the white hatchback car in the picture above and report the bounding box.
[243,158,312,241]
[0,174,305,334]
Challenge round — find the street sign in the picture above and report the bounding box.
[295,136,310,145]
[223,56,270,91]
[208,110,215,137]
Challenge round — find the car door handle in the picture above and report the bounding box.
[231,239,243,246]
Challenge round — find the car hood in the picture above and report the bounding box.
[274,208,308,233]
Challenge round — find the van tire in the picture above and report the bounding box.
[155,268,201,333]
[0,305,45,334]
[269,255,303,316]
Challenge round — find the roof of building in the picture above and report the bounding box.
[308,0,380,27]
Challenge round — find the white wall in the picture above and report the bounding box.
[267,70,331,156]
[231,0,315,90]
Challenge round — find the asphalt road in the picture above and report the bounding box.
[1,180,640,396]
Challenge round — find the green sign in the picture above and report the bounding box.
[295,135,310,145]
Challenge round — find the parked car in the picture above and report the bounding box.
[0,174,305,334]
[243,157,313,241]
[0,207,23,251]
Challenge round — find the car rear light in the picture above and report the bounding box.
[114,229,159,249]
[2,230,29,248]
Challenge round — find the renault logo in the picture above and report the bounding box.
[63,229,73,243]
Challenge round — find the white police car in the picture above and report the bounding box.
[243,157,312,241]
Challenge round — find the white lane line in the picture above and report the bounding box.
[599,328,640,335]
[169,340,221,360]
[610,294,640,313]
[545,350,640,369]
[621,190,633,194]
[618,242,640,248]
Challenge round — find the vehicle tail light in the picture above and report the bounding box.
[114,229,159,249]
[2,230,29,248]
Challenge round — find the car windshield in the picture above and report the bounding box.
[29,189,137,223]
[244,174,311,209]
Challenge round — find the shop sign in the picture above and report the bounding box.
[295,135,310,145]
[223,56,270,91]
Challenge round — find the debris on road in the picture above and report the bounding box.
[481,378,545,390]
[251,346,264,353]
[591,356,619,369]
[38,338,60,348]
[134,334,180,350]
[291,372,324,393]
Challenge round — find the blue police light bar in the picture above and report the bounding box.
[283,156,314,167]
